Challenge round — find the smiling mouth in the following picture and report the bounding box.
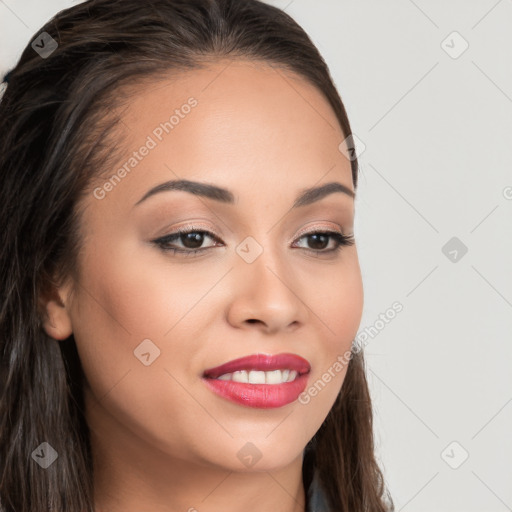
[206,368,304,384]
[202,352,311,380]
[201,352,311,409]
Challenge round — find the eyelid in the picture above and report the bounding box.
[294,221,346,239]
[156,221,346,243]
[157,222,222,239]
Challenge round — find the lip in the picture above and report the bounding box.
[202,353,311,379]
[202,353,311,409]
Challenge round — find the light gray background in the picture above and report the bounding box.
[1,1,511,511]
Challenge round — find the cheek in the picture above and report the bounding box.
[68,249,216,456]
[305,254,364,351]
[73,244,212,340]
[69,242,225,391]
[298,256,363,414]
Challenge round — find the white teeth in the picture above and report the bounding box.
[215,369,300,384]
[287,370,297,382]
[265,370,283,384]
[248,370,266,384]
[232,370,248,383]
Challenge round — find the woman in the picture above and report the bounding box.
[0,1,394,511]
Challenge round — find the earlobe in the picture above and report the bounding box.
[39,283,73,341]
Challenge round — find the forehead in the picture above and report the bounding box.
[89,59,352,210]
[121,58,339,124]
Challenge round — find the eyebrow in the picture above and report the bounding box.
[134,179,355,209]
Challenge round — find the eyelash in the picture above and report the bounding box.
[152,226,355,257]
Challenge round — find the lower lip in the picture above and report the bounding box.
[202,373,309,409]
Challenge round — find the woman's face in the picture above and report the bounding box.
[46,59,363,476]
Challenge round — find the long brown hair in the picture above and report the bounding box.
[0,1,393,510]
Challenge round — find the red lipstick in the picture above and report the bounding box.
[202,353,311,409]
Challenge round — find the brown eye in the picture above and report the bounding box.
[179,232,207,249]
[293,230,355,254]
[153,228,354,257]
[305,233,330,250]
[153,229,221,255]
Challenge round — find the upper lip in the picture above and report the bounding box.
[202,353,311,379]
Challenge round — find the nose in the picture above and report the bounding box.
[225,245,309,334]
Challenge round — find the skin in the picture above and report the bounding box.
[41,59,364,512]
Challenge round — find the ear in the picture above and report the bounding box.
[38,279,73,340]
